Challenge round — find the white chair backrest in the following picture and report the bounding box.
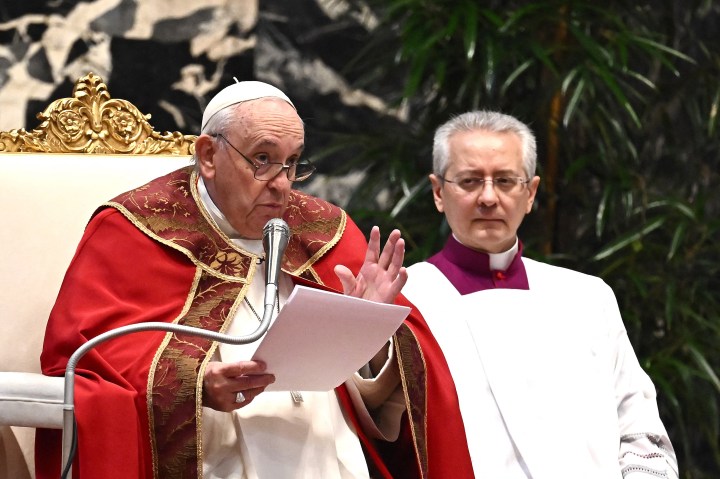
[0,154,193,374]
[0,72,196,479]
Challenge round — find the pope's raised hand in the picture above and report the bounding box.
[334,226,408,304]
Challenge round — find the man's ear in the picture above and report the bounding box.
[525,175,541,214]
[429,174,444,213]
[195,134,217,179]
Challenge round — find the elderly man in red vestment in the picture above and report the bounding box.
[35,80,419,478]
[401,110,680,478]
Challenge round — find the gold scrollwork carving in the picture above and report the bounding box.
[0,72,197,155]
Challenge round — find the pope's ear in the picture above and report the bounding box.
[194,135,217,178]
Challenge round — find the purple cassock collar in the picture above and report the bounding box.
[426,235,530,295]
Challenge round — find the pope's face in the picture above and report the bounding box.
[430,129,540,253]
[197,98,305,239]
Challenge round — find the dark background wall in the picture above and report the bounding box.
[0,0,397,205]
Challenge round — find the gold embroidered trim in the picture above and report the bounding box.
[147,266,204,478]
[395,325,429,477]
[302,266,323,285]
[154,276,245,476]
[195,279,252,478]
[103,201,249,284]
[288,210,348,277]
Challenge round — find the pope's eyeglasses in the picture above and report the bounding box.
[213,133,316,182]
[438,174,530,194]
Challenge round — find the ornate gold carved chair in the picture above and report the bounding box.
[0,73,196,479]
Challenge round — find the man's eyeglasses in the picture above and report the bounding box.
[438,174,530,194]
[213,133,316,182]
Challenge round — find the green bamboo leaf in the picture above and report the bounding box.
[443,10,460,38]
[687,344,720,394]
[404,54,428,97]
[663,283,676,330]
[592,217,666,261]
[484,39,496,95]
[648,372,682,415]
[463,2,478,61]
[621,69,657,91]
[568,22,614,65]
[595,102,639,160]
[500,3,550,33]
[434,60,447,89]
[678,304,720,334]
[597,253,633,278]
[390,177,429,218]
[667,223,687,261]
[626,38,685,77]
[501,60,534,96]
[595,186,611,238]
[645,199,697,220]
[528,43,558,76]
[563,76,586,127]
[384,0,417,17]
[630,35,697,64]
[418,28,448,52]
[561,67,581,95]
[709,85,720,137]
[477,7,503,28]
[616,36,629,68]
[593,66,642,128]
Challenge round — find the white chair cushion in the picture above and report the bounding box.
[0,372,64,428]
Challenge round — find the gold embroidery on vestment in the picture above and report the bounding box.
[147,266,203,478]
[395,325,429,477]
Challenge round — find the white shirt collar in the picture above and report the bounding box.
[452,233,519,271]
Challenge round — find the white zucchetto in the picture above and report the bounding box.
[201,80,295,131]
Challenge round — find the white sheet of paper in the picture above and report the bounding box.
[247,285,410,391]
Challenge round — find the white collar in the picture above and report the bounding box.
[452,234,519,271]
[197,176,264,255]
[489,239,519,271]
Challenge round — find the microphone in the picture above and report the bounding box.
[262,218,290,310]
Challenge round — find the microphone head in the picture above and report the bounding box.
[262,218,290,290]
[261,218,290,308]
[262,218,290,252]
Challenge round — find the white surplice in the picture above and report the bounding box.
[403,258,678,479]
